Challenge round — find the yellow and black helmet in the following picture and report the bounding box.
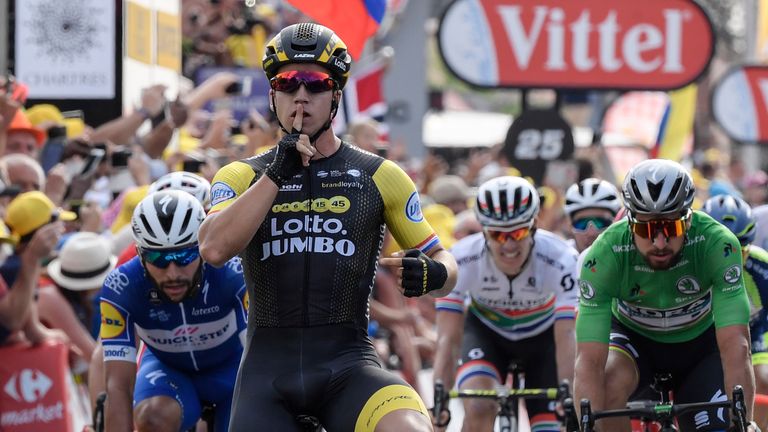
[263,23,353,90]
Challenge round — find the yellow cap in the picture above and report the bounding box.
[5,191,76,239]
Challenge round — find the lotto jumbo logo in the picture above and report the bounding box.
[4,369,52,403]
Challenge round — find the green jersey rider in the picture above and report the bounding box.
[573,159,758,432]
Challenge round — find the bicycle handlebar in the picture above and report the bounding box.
[575,385,750,432]
[432,380,571,428]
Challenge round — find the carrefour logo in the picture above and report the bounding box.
[4,369,52,403]
[405,192,424,222]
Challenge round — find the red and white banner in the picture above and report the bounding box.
[335,56,388,134]
[712,65,768,143]
[437,0,714,90]
[0,342,74,432]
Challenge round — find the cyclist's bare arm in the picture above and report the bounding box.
[574,341,609,417]
[104,360,137,432]
[199,179,279,266]
[554,318,576,385]
[433,309,464,390]
[717,324,756,424]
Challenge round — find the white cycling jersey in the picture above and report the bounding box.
[436,230,579,341]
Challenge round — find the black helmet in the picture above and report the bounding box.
[263,23,352,90]
[623,159,695,216]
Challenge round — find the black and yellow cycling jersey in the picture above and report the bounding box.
[209,141,441,331]
[210,142,438,430]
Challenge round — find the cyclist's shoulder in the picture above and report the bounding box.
[203,257,244,284]
[100,258,146,301]
[451,232,485,265]
[689,210,735,242]
[533,229,578,259]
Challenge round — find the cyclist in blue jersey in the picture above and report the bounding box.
[703,195,768,430]
[100,190,247,432]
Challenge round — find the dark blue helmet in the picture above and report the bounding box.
[702,195,756,246]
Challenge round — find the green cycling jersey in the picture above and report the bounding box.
[576,211,750,344]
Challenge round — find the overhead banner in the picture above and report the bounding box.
[712,65,768,143]
[437,0,714,90]
[15,0,116,99]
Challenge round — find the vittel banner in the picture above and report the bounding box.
[437,0,715,90]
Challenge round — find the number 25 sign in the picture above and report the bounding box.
[712,65,768,144]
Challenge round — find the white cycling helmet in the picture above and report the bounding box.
[131,190,205,250]
[475,176,540,229]
[149,172,211,210]
[564,178,622,218]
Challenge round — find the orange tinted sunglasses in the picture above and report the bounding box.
[485,226,532,243]
[629,213,690,239]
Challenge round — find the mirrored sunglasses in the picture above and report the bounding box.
[485,226,532,243]
[270,70,336,94]
[629,213,689,239]
[142,246,200,269]
[572,216,613,232]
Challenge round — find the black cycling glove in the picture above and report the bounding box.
[400,249,448,297]
[265,133,304,186]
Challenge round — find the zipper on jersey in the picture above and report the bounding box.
[302,164,312,327]
[179,303,200,371]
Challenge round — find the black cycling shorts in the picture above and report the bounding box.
[228,323,428,432]
[609,319,728,431]
[458,312,559,422]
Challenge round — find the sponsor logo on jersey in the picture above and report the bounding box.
[584,258,597,272]
[617,294,711,330]
[684,235,705,246]
[535,252,566,270]
[136,311,238,353]
[242,290,249,312]
[102,346,133,360]
[723,242,735,257]
[724,264,742,284]
[104,270,130,295]
[226,256,244,274]
[634,265,653,273]
[148,309,170,322]
[676,276,700,295]
[746,258,768,282]
[211,182,236,206]
[579,280,595,300]
[321,180,363,189]
[100,301,128,339]
[468,348,485,360]
[279,184,303,192]
[272,196,350,214]
[347,169,361,177]
[629,283,645,298]
[192,305,220,316]
[612,244,635,253]
[405,192,424,222]
[261,215,356,259]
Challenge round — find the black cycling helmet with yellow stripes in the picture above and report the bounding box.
[263,23,352,90]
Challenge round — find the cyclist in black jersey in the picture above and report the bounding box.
[199,23,457,432]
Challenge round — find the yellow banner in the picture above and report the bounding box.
[656,84,697,161]
[126,2,151,64]
[759,0,768,62]
[156,11,181,72]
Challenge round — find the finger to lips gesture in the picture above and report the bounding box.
[293,105,314,166]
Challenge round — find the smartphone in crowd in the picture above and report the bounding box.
[183,159,205,173]
[225,77,252,96]
[111,148,132,168]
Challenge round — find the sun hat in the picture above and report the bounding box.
[5,191,77,239]
[47,232,116,291]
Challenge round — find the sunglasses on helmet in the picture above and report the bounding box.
[628,212,690,239]
[141,245,200,269]
[572,216,613,232]
[484,226,533,243]
[270,70,336,94]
